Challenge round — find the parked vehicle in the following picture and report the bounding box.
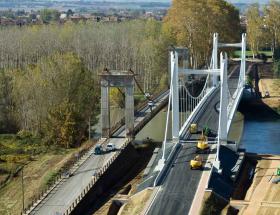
[106,143,116,152]
[94,144,103,155]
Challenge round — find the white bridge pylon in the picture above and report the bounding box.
[159,33,246,168]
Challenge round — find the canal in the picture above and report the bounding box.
[239,99,280,154]
[94,99,280,155]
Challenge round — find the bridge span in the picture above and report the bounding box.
[25,90,168,215]
[142,33,248,215]
[146,68,240,215]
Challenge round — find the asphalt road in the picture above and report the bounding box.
[146,69,240,215]
[30,91,168,215]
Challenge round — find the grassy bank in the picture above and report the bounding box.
[259,79,280,114]
[0,134,93,215]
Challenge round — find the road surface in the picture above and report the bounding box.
[30,91,168,215]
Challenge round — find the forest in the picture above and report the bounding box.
[0,0,242,177]
[0,19,168,147]
[246,0,280,77]
[0,0,242,148]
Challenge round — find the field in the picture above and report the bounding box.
[0,133,93,215]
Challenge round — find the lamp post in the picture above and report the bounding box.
[21,166,25,212]
[19,162,30,213]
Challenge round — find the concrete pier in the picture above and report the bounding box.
[100,70,135,138]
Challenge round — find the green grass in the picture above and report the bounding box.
[0,134,39,172]
[0,133,69,184]
[134,94,146,106]
[44,170,59,186]
[234,50,273,58]
[0,133,92,214]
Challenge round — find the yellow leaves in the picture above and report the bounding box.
[110,88,125,108]
[163,0,241,67]
[45,100,77,148]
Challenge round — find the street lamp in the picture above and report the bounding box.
[21,166,25,212]
[18,162,30,213]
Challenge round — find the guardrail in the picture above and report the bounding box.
[133,95,169,136]
[62,92,169,214]
[153,143,182,186]
[63,138,132,215]
[23,139,106,215]
[154,87,218,187]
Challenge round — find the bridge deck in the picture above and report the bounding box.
[29,92,168,215]
[146,71,240,215]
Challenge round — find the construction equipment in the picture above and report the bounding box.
[203,126,215,137]
[189,123,198,134]
[196,133,210,153]
[190,155,203,170]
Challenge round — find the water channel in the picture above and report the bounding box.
[94,100,279,155]
[239,99,280,154]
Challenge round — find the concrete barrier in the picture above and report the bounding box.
[153,143,182,186]
[68,142,139,215]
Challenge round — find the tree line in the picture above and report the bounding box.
[246,0,280,57]
[0,20,167,147]
[246,0,280,77]
[162,0,241,68]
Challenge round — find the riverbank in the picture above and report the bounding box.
[259,79,280,114]
[230,155,280,215]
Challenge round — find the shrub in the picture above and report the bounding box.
[16,130,33,140]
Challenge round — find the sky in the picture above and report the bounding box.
[228,0,270,3]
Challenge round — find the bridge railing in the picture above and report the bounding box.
[154,86,219,187]
[63,137,132,215]
[23,140,103,215]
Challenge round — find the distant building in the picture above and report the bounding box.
[0,17,16,26]
[60,13,67,20]
[240,15,247,28]
[70,14,91,23]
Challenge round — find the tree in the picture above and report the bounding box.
[0,20,169,142]
[264,0,280,57]
[246,4,265,58]
[163,0,241,68]
[39,9,60,23]
[66,9,74,17]
[12,53,99,147]
[110,88,125,108]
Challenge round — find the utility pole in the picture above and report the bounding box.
[21,166,25,212]
[88,117,91,141]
